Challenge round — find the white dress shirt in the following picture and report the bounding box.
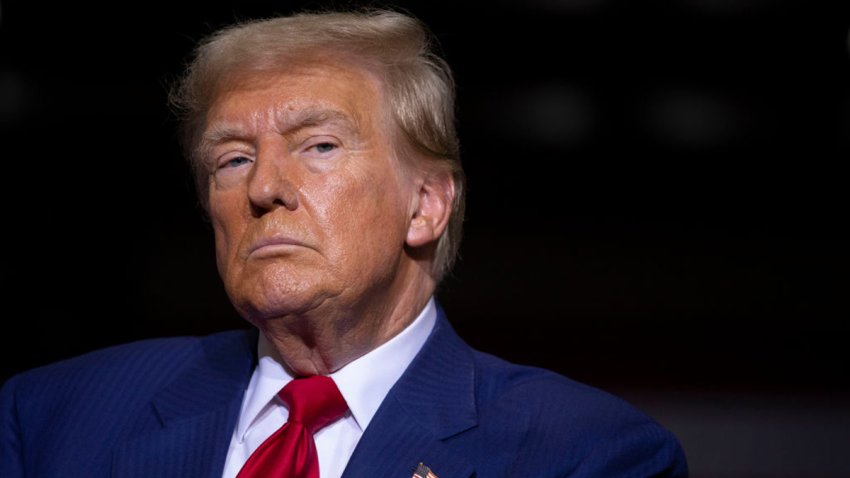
[221,297,437,478]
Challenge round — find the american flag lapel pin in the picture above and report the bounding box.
[412,462,438,478]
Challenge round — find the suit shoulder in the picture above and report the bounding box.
[468,350,688,476]
[2,329,256,477]
[471,349,640,419]
[2,329,252,404]
[471,349,684,442]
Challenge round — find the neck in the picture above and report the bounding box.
[257,267,435,376]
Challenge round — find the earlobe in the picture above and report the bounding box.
[406,172,455,248]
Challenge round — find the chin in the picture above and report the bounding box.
[229,270,338,321]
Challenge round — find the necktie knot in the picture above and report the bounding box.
[237,375,347,478]
[279,375,348,434]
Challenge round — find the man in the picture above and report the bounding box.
[1,9,688,478]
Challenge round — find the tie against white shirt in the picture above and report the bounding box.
[221,298,438,478]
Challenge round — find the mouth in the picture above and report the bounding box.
[248,236,307,257]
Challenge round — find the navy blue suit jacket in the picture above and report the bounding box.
[1,308,687,477]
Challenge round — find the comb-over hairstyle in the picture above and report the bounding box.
[170,9,465,281]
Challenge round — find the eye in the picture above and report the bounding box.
[295,137,342,170]
[221,155,252,169]
[310,142,338,154]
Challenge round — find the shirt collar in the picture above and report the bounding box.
[331,298,437,431]
[235,297,437,440]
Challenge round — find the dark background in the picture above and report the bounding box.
[2,1,849,476]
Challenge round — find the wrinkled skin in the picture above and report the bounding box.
[201,58,454,375]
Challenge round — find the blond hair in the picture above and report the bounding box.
[170,9,465,281]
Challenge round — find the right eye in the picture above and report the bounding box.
[221,155,252,169]
[211,153,254,189]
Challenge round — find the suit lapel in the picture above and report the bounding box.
[342,307,477,478]
[112,330,257,478]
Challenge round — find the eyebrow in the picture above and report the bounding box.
[198,106,361,160]
[281,107,359,134]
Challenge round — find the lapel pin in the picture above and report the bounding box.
[412,462,438,478]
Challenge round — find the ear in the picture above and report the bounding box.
[406,171,455,248]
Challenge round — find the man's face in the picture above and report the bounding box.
[201,60,417,322]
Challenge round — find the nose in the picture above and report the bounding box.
[246,145,299,216]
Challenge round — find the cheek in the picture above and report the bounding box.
[209,197,243,272]
[212,226,229,276]
[329,175,409,255]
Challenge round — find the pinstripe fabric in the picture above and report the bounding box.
[112,405,240,478]
[110,331,257,477]
[1,329,257,478]
[1,306,688,477]
[340,311,477,478]
[343,310,688,478]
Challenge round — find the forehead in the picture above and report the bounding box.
[205,60,387,133]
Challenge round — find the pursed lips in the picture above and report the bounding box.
[247,235,308,256]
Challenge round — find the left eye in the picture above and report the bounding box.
[223,156,252,168]
[312,142,337,153]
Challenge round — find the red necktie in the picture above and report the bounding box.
[236,375,348,478]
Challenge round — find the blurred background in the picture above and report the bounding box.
[1,0,848,476]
